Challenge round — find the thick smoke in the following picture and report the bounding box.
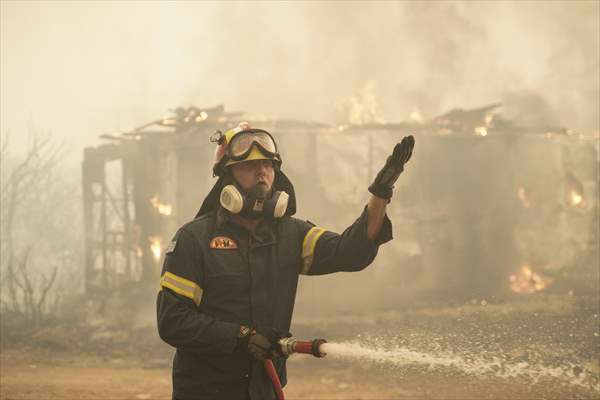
[1,2,598,157]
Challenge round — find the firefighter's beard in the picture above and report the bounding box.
[240,182,272,220]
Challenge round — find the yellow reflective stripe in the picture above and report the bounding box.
[164,271,196,289]
[160,272,203,306]
[301,227,326,274]
[161,273,194,298]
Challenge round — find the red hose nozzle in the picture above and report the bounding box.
[278,337,327,357]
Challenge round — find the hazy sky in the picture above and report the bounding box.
[1,1,599,161]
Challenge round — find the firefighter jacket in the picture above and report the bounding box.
[157,206,392,400]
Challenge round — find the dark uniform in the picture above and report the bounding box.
[157,206,392,400]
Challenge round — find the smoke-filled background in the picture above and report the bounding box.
[1,1,599,399]
[2,1,599,154]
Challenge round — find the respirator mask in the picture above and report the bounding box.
[220,181,289,219]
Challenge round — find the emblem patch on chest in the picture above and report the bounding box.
[210,236,238,250]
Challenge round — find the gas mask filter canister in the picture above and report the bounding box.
[220,184,289,219]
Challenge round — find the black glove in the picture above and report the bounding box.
[247,326,291,361]
[368,135,415,200]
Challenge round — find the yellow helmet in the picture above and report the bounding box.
[212,122,281,176]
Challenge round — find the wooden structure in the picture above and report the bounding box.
[82,104,599,302]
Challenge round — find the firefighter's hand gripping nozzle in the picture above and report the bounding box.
[278,337,328,358]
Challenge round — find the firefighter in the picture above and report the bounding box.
[157,122,415,400]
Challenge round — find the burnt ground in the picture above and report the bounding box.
[1,294,598,399]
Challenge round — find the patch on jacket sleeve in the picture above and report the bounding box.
[165,240,177,254]
[210,236,238,250]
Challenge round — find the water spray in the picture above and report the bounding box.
[264,337,327,400]
[266,334,598,399]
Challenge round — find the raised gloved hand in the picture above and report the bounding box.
[368,135,415,200]
[246,326,291,361]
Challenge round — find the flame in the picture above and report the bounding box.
[564,173,585,208]
[161,118,177,126]
[336,80,383,125]
[195,111,208,122]
[149,236,162,261]
[509,263,552,294]
[565,173,586,207]
[409,108,424,124]
[517,186,531,208]
[150,196,173,216]
[474,112,494,136]
[474,126,488,137]
[568,189,584,207]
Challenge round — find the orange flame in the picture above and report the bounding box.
[509,263,552,294]
[474,126,488,137]
[195,111,208,122]
[567,189,584,207]
[149,236,162,261]
[161,118,177,126]
[517,186,531,208]
[150,196,173,216]
[409,108,425,124]
[336,80,383,125]
[474,113,494,137]
[565,173,585,208]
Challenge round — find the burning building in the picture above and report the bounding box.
[82,104,599,306]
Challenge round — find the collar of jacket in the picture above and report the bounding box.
[215,207,277,248]
[215,207,230,230]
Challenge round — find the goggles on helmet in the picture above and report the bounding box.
[212,125,282,176]
[227,130,279,161]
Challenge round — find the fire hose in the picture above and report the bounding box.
[264,337,327,400]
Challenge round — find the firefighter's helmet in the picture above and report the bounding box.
[212,122,282,176]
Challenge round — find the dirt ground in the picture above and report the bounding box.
[0,349,597,400]
[1,294,599,399]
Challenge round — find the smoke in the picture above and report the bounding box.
[1,2,598,158]
[500,90,561,128]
